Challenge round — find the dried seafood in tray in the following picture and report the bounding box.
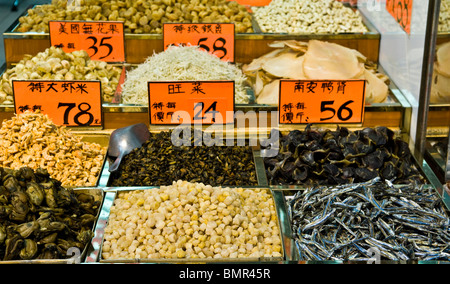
[253,0,368,34]
[108,129,258,187]
[16,0,254,34]
[0,46,122,104]
[120,46,250,105]
[101,181,282,261]
[0,167,100,262]
[289,178,450,261]
[0,111,107,187]
[263,125,425,186]
[243,40,389,105]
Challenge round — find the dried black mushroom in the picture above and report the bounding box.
[0,167,98,261]
[263,125,425,186]
[109,129,258,187]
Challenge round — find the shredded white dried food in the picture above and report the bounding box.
[121,46,249,104]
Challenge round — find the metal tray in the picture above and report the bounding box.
[104,143,268,188]
[86,186,289,263]
[0,188,104,264]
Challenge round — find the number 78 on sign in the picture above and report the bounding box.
[49,21,125,63]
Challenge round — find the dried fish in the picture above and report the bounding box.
[243,40,389,105]
[290,178,450,261]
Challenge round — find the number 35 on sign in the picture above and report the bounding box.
[49,21,125,62]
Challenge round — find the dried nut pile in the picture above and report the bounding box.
[102,181,282,260]
[0,167,99,261]
[121,46,250,105]
[17,0,253,34]
[109,129,258,187]
[253,0,368,33]
[0,111,107,187]
[439,0,450,32]
[0,47,121,104]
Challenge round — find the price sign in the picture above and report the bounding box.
[12,80,103,127]
[49,21,125,62]
[386,0,413,34]
[148,81,235,125]
[279,80,366,124]
[163,23,235,62]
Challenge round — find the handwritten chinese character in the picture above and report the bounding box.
[62,82,76,93]
[173,25,185,33]
[188,25,200,33]
[18,105,30,112]
[108,24,119,34]
[296,102,306,110]
[191,82,205,95]
[166,102,177,109]
[215,24,222,34]
[321,82,334,94]
[202,24,213,33]
[82,23,93,34]
[46,82,58,93]
[294,82,304,93]
[28,82,44,92]
[282,112,294,123]
[282,103,293,112]
[337,81,347,94]
[307,81,317,93]
[59,23,68,34]
[71,24,79,34]
[97,23,108,34]
[32,105,43,112]
[168,84,185,94]
[152,102,164,110]
[76,83,88,94]
[153,112,165,122]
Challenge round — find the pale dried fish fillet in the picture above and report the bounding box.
[262,52,306,79]
[256,80,280,105]
[303,40,364,80]
[362,69,389,104]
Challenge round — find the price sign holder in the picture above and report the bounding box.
[12,80,103,128]
[386,0,413,35]
[163,23,235,62]
[279,80,366,125]
[148,81,235,125]
[49,21,126,63]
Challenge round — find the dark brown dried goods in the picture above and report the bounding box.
[263,125,426,186]
[0,167,99,261]
[108,129,258,187]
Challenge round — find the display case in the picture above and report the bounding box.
[0,0,449,264]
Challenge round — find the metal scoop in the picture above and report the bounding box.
[107,123,150,172]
